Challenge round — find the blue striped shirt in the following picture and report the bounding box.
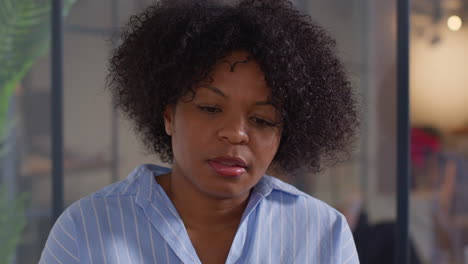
[40,164,359,263]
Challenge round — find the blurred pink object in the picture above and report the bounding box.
[411,127,441,169]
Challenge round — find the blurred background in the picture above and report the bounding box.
[0,0,467,263]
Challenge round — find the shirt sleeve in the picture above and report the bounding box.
[339,216,359,264]
[39,209,80,264]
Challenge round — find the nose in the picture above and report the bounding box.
[217,115,249,145]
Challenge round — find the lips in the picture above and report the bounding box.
[207,156,247,177]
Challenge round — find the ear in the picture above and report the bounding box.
[163,105,174,136]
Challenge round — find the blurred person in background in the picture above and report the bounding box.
[340,192,422,264]
[410,127,468,264]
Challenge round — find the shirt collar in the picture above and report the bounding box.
[134,164,170,207]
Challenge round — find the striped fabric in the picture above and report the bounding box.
[39,164,359,264]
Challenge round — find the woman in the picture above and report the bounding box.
[40,0,359,263]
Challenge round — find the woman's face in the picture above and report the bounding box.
[163,50,282,199]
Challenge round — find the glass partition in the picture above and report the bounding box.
[410,0,468,263]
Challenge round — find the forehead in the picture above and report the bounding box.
[201,50,270,97]
[212,50,263,75]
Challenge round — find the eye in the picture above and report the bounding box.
[197,105,221,114]
[250,116,277,127]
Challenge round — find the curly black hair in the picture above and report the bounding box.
[108,0,359,174]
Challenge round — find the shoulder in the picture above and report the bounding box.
[260,176,359,263]
[48,178,138,261]
[40,202,81,263]
[55,164,163,234]
[263,175,345,224]
[41,164,167,263]
[62,175,138,223]
[66,163,168,215]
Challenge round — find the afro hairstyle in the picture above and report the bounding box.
[107,0,359,174]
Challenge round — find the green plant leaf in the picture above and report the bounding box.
[0,0,78,260]
[0,0,78,153]
[0,187,28,264]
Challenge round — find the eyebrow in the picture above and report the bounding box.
[201,85,227,98]
[199,86,274,106]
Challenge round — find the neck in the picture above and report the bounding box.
[156,171,250,232]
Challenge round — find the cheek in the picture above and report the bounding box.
[251,132,281,162]
[173,114,209,152]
